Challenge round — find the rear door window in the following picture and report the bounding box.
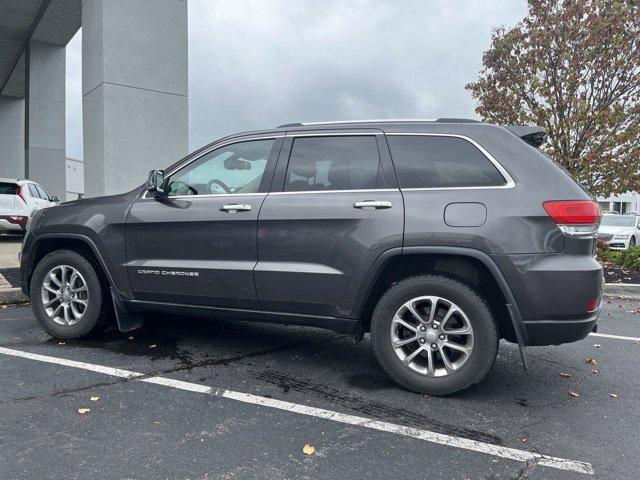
[35,185,50,200]
[0,183,18,195]
[387,135,506,188]
[28,184,40,198]
[284,136,382,192]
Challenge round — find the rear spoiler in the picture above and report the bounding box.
[504,125,546,148]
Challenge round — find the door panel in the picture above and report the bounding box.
[256,190,403,317]
[255,132,403,318]
[126,194,265,308]
[125,136,281,308]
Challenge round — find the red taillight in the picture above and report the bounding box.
[543,201,602,224]
[18,185,27,204]
[586,298,600,313]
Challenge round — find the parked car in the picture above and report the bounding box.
[598,213,639,250]
[19,119,603,395]
[0,179,59,234]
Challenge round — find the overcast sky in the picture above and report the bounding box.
[65,0,528,160]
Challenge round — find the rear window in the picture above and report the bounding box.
[0,183,18,195]
[387,135,507,188]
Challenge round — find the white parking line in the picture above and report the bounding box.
[590,332,640,342]
[0,346,593,475]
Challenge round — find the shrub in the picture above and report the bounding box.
[600,246,640,271]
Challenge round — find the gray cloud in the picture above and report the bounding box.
[66,0,528,157]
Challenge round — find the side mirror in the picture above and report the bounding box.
[146,170,166,197]
[50,195,60,203]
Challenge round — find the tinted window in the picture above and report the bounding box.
[28,184,40,198]
[167,139,275,196]
[284,136,381,192]
[387,136,506,188]
[0,183,18,195]
[36,185,49,200]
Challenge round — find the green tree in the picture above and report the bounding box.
[466,0,640,197]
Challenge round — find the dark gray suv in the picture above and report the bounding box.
[20,119,603,395]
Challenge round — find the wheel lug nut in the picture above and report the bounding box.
[419,326,426,332]
[431,343,437,349]
[419,338,426,344]
[431,324,438,330]
[439,334,445,340]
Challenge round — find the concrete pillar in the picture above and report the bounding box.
[26,41,66,199]
[0,97,25,180]
[82,0,188,197]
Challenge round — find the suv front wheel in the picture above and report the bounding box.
[30,249,111,339]
[370,274,498,395]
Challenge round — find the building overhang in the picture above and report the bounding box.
[0,0,81,98]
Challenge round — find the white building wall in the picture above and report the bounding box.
[65,157,84,201]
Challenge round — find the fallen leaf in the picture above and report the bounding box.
[592,344,601,348]
[568,391,580,397]
[609,393,619,398]
[586,358,599,365]
[77,408,91,414]
[90,396,100,402]
[559,372,572,378]
[149,344,157,349]
[303,444,315,455]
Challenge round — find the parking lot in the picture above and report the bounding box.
[0,297,638,479]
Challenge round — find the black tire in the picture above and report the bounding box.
[630,237,636,248]
[30,249,111,339]
[370,274,498,396]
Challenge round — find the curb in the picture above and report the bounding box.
[0,287,28,305]
[604,283,640,300]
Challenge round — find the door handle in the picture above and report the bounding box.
[353,200,392,210]
[219,204,252,212]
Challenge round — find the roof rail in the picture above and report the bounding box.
[276,118,480,128]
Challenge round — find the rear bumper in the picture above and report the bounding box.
[523,310,599,346]
[492,252,603,346]
[0,217,26,232]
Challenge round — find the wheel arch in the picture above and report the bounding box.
[353,246,528,351]
[25,233,115,297]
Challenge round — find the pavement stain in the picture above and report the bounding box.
[255,369,504,446]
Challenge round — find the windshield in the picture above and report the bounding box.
[600,216,636,227]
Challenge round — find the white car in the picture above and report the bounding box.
[597,213,640,250]
[0,178,59,234]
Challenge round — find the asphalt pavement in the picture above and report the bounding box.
[0,298,638,479]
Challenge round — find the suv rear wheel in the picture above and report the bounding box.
[30,249,110,339]
[370,274,498,395]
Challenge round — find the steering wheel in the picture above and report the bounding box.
[169,180,198,196]
[207,179,232,194]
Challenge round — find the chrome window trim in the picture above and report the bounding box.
[269,188,398,196]
[140,131,515,200]
[385,132,516,190]
[285,132,383,137]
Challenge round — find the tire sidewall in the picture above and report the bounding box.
[30,250,104,339]
[371,275,498,395]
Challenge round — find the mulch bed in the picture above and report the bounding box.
[0,268,22,288]
[602,261,640,284]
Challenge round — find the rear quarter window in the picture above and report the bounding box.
[0,183,18,195]
[386,135,507,188]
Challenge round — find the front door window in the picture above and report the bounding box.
[167,139,275,196]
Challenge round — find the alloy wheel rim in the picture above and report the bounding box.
[41,265,89,326]
[390,295,474,377]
